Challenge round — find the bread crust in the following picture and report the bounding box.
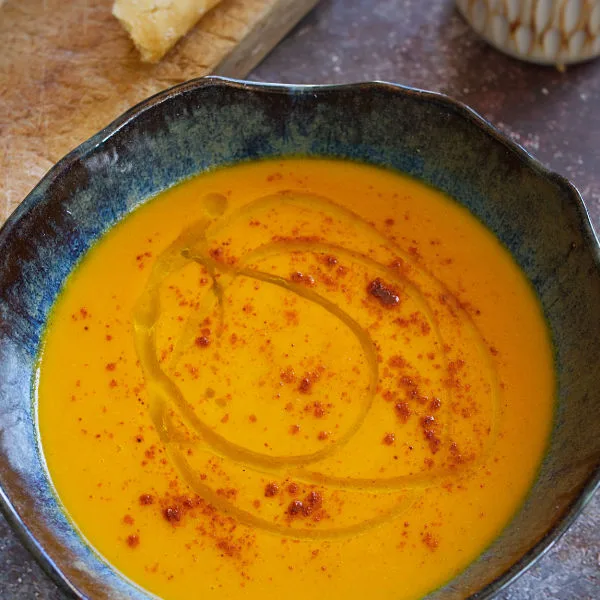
[113,0,223,62]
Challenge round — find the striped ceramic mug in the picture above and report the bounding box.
[456,0,600,65]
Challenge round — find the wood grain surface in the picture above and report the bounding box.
[0,0,318,226]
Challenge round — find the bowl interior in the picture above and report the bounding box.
[0,78,599,599]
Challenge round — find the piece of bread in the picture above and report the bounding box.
[113,0,223,62]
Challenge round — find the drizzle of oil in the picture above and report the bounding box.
[203,192,228,217]
[132,191,501,539]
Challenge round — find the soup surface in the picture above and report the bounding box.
[37,158,554,599]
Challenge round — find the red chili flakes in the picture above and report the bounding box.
[105,363,116,371]
[408,246,421,260]
[264,482,279,497]
[221,413,230,424]
[216,488,238,500]
[216,538,240,557]
[385,218,395,226]
[317,430,329,441]
[317,254,345,276]
[422,531,439,551]
[123,514,134,525]
[284,310,299,326]
[389,258,407,272]
[209,247,224,261]
[316,271,336,288]
[394,312,430,335]
[398,375,429,404]
[382,390,396,402]
[290,272,316,287]
[144,493,256,565]
[289,424,300,435]
[313,402,325,418]
[449,442,465,465]
[298,368,323,394]
[195,336,210,348]
[105,334,113,342]
[287,500,304,516]
[248,414,257,423]
[388,355,407,369]
[382,432,396,445]
[421,416,441,454]
[109,379,118,388]
[399,375,414,388]
[163,506,182,523]
[421,415,435,427]
[445,359,465,389]
[304,491,322,514]
[490,346,499,356]
[79,308,89,319]
[395,402,411,423]
[367,278,400,307]
[298,377,313,394]
[458,299,481,316]
[126,534,140,548]
[429,397,442,411]
[139,494,154,505]
[287,491,324,520]
[287,482,299,495]
[280,367,296,384]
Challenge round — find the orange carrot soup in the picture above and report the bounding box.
[37,158,554,599]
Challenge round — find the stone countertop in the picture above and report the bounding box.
[1,0,598,598]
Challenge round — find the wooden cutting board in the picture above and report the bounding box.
[0,0,318,226]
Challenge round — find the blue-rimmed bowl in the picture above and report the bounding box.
[0,77,598,599]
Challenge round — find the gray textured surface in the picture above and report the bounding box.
[1,0,599,598]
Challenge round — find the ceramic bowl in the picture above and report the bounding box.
[456,0,600,65]
[0,77,598,599]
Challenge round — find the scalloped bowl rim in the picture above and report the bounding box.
[0,76,598,600]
